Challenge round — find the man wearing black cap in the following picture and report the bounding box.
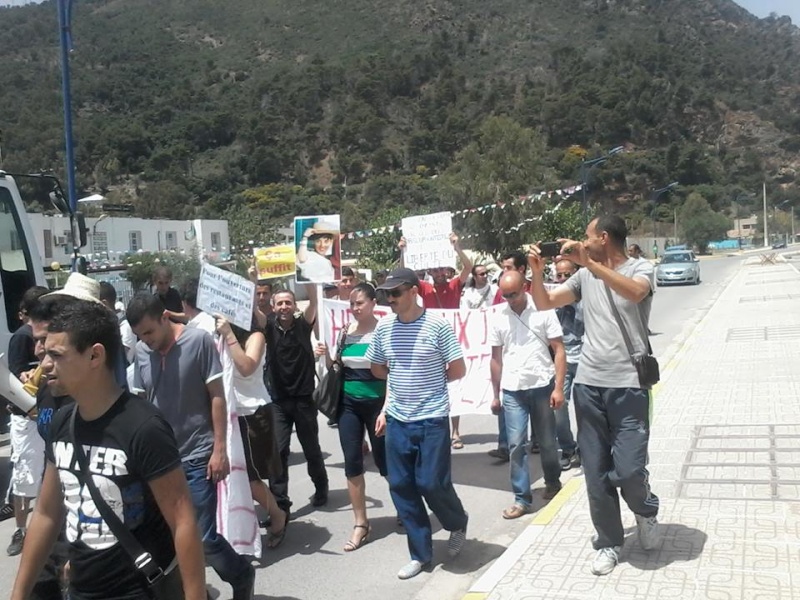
[366,268,469,580]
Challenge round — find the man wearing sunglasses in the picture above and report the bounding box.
[527,215,660,577]
[367,268,469,580]
[489,270,566,519]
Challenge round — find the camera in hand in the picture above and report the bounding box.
[539,241,561,258]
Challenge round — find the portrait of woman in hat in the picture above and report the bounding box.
[295,216,342,283]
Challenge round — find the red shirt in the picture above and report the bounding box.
[419,279,463,309]
[492,280,532,305]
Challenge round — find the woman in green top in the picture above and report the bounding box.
[316,282,387,552]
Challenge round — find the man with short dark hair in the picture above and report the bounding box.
[152,265,186,322]
[263,285,329,512]
[337,267,357,301]
[128,293,255,599]
[528,215,660,576]
[180,278,216,336]
[11,301,207,600]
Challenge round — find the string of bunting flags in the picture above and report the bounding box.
[340,183,583,240]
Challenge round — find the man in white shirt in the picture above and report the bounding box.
[180,278,217,336]
[489,271,566,519]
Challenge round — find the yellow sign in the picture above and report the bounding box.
[254,245,296,280]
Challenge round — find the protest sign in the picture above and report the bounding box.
[254,245,296,280]
[402,211,456,271]
[294,215,342,283]
[320,298,494,416]
[197,263,255,330]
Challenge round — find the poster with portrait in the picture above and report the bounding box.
[294,215,342,283]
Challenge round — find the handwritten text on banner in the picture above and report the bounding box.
[197,263,255,330]
[402,211,456,271]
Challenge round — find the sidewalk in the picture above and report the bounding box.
[464,254,800,600]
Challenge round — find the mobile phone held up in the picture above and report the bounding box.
[539,241,561,258]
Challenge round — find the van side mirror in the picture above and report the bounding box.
[73,212,88,248]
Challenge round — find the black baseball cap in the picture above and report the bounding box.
[376,267,420,290]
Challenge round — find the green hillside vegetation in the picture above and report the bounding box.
[1,0,799,255]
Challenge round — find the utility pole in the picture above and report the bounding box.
[762,182,769,248]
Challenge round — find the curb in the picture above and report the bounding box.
[459,260,746,600]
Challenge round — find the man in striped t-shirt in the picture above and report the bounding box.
[366,268,470,581]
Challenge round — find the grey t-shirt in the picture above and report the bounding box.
[133,327,223,462]
[564,258,653,388]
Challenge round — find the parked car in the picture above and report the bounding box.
[655,250,700,286]
[772,241,787,249]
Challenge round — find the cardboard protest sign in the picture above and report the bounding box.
[254,245,296,280]
[294,215,342,283]
[320,298,494,416]
[197,263,255,330]
[402,211,456,271]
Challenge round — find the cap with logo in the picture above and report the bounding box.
[376,268,420,290]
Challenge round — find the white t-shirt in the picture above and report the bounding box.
[119,319,137,364]
[298,251,334,282]
[488,296,563,391]
[187,311,216,337]
[223,344,270,416]
[461,284,497,309]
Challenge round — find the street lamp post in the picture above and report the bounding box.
[92,213,108,262]
[650,181,679,240]
[580,145,625,225]
[779,200,795,245]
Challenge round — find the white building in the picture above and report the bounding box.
[26,213,230,267]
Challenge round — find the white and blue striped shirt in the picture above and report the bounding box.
[366,311,463,422]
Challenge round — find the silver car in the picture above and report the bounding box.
[655,251,700,286]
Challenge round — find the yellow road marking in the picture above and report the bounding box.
[530,477,583,525]
[461,593,489,600]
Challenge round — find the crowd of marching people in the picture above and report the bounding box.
[2,214,662,599]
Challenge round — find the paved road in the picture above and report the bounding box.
[0,251,760,600]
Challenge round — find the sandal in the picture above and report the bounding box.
[451,437,464,450]
[343,523,371,552]
[502,503,531,520]
[266,510,289,549]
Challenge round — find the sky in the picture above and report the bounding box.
[734,0,800,23]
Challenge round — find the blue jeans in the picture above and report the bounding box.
[386,416,468,564]
[183,457,252,586]
[497,409,508,451]
[503,381,561,507]
[555,363,578,455]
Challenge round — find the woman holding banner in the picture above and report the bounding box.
[315,283,387,552]
[215,315,288,549]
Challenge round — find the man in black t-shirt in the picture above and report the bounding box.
[152,265,186,323]
[11,302,206,600]
[264,285,329,511]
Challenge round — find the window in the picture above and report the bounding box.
[43,229,53,259]
[210,231,221,251]
[165,231,177,250]
[129,231,142,252]
[0,187,38,332]
[93,231,108,255]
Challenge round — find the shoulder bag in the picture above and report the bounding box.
[68,406,182,599]
[312,325,349,419]
[603,285,660,389]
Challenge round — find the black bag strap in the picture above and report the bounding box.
[68,405,164,585]
[603,284,653,357]
[333,323,350,363]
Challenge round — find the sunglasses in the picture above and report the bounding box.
[387,286,410,298]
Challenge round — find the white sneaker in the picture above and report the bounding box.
[397,560,427,580]
[635,514,660,550]
[591,547,620,576]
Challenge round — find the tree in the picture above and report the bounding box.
[124,250,201,291]
[354,206,407,274]
[439,116,557,257]
[679,192,730,253]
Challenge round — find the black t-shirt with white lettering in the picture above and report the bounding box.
[36,384,73,442]
[46,392,181,600]
[264,313,316,398]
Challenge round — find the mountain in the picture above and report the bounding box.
[1,0,799,240]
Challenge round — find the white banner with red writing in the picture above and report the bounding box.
[320,299,496,416]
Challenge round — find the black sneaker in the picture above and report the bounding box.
[0,503,13,522]
[488,448,510,462]
[7,528,24,556]
[312,485,328,507]
[560,451,580,471]
[232,564,255,600]
[530,443,540,454]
